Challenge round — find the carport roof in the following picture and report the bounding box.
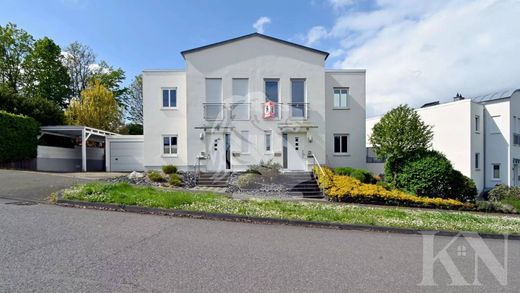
[39,126,118,139]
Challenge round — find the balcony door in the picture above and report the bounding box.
[205,78,222,120]
[231,78,249,120]
[291,79,306,118]
[265,79,279,119]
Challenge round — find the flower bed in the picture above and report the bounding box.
[313,166,471,210]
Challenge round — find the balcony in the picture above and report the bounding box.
[229,103,250,120]
[287,103,309,119]
[203,103,224,120]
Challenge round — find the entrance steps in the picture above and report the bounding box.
[279,172,323,198]
[197,172,230,188]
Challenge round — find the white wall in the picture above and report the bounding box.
[143,70,188,170]
[483,99,510,188]
[325,70,366,169]
[509,91,520,186]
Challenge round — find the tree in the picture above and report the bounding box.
[23,37,71,107]
[63,41,95,100]
[64,80,121,131]
[123,75,143,124]
[89,60,127,101]
[0,23,34,92]
[369,105,433,183]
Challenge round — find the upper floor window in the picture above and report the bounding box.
[163,135,178,155]
[333,88,349,109]
[265,79,279,103]
[492,163,500,180]
[475,115,480,132]
[162,88,177,108]
[291,79,306,118]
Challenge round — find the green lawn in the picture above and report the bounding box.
[61,182,520,235]
[502,197,520,212]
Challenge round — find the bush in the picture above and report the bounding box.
[328,175,469,209]
[475,200,517,214]
[236,173,261,189]
[147,171,164,182]
[488,185,520,202]
[168,173,183,186]
[162,165,177,174]
[334,167,355,176]
[313,166,334,191]
[448,170,477,202]
[247,159,281,176]
[0,111,39,163]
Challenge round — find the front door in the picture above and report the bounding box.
[284,133,306,170]
[207,133,228,171]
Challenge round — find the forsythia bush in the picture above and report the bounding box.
[313,166,470,209]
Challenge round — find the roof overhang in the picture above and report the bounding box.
[39,126,118,141]
[278,122,318,132]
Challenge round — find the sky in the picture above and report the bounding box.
[1,0,519,116]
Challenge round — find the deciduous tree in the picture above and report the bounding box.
[64,80,121,131]
[0,23,34,92]
[123,75,143,124]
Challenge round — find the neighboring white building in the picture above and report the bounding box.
[143,33,366,172]
[366,89,520,192]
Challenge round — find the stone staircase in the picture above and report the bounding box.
[196,172,231,188]
[281,172,323,199]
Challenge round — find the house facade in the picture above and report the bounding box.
[366,89,520,192]
[143,33,366,172]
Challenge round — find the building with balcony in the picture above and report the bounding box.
[143,33,366,172]
[366,89,520,192]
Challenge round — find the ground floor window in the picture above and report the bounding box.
[492,163,500,179]
[240,130,250,153]
[163,135,178,155]
[265,131,272,152]
[475,153,480,170]
[334,134,348,154]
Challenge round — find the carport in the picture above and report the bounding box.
[39,126,117,172]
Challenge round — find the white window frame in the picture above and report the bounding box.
[333,87,350,109]
[162,135,178,157]
[161,87,177,109]
[333,133,349,155]
[492,163,500,180]
[475,115,480,133]
[264,131,273,154]
[240,130,250,154]
[475,153,480,170]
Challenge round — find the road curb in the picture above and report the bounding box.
[56,199,520,240]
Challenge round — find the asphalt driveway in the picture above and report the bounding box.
[0,169,124,203]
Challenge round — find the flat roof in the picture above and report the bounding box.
[40,126,118,139]
[181,33,330,60]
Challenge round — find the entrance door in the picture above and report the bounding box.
[207,133,230,171]
[284,133,306,170]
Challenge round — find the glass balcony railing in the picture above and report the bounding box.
[287,102,309,119]
[229,103,250,120]
[203,103,224,120]
[202,102,309,121]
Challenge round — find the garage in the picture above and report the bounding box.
[106,135,144,172]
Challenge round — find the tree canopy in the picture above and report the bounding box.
[65,80,122,131]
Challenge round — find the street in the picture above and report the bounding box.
[0,198,519,292]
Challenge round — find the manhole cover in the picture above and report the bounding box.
[5,201,37,206]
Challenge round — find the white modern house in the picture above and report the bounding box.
[141,33,366,173]
[366,89,520,192]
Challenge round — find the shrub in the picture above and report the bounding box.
[475,200,517,214]
[0,111,39,163]
[334,167,355,176]
[168,173,183,186]
[236,173,260,189]
[327,175,469,209]
[488,185,520,202]
[162,165,177,174]
[313,166,334,191]
[447,170,477,202]
[247,159,282,176]
[395,150,453,198]
[147,171,164,182]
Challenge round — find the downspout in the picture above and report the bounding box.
[482,104,486,191]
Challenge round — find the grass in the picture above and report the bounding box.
[61,182,520,235]
[502,197,520,212]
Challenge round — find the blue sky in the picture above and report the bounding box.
[1,0,519,116]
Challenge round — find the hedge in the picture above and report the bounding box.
[0,111,39,163]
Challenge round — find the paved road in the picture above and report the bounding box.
[0,199,519,292]
[0,170,124,202]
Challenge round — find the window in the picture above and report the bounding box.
[492,164,500,180]
[162,88,177,108]
[334,134,348,154]
[475,153,480,170]
[240,130,250,153]
[231,78,249,120]
[334,88,349,108]
[265,79,279,103]
[475,115,480,132]
[205,78,223,120]
[163,136,178,155]
[291,79,306,118]
[265,131,272,152]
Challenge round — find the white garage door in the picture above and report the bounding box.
[110,141,144,172]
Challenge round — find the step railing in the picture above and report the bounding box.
[311,153,326,197]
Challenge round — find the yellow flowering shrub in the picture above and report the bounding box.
[313,165,334,191]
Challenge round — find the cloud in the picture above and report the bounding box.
[305,26,328,45]
[328,0,354,9]
[317,0,520,116]
[253,17,271,34]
